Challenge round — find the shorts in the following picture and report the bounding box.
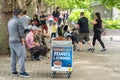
[78,33,90,42]
[41,24,48,33]
[54,17,58,22]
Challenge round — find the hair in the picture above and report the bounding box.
[80,12,84,16]
[63,25,68,31]
[56,7,60,10]
[33,14,38,20]
[23,10,27,14]
[41,11,44,14]
[95,12,101,20]
[14,9,22,16]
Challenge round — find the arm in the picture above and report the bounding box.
[18,19,25,45]
[91,20,97,25]
[40,16,44,20]
[76,19,81,29]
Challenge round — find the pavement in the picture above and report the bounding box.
[0,35,120,80]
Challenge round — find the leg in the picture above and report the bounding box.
[41,25,45,33]
[92,34,97,47]
[77,33,84,50]
[51,33,54,39]
[14,43,26,73]
[97,32,105,49]
[9,44,17,73]
[85,33,93,48]
[45,25,48,34]
[53,33,56,38]
[78,41,83,50]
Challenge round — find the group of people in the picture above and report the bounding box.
[7,7,106,77]
[7,6,69,77]
[76,12,106,52]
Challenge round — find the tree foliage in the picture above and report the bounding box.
[43,0,94,10]
[100,0,120,9]
[43,0,120,10]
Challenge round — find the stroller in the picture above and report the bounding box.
[63,25,78,51]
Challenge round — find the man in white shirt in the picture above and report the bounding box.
[20,10,30,32]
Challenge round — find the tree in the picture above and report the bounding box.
[0,0,32,55]
[100,0,120,9]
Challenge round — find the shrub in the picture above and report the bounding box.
[103,19,120,29]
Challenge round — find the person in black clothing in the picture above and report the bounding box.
[32,14,40,27]
[92,12,106,52]
[40,11,48,33]
[77,12,94,52]
[52,7,60,25]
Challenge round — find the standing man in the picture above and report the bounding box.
[40,11,48,33]
[20,10,30,33]
[8,9,29,77]
[77,12,94,52]
[52,7,60,25]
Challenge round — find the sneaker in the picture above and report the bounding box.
[88,48,92,51]
[101,48,107,52]
[12,71,18,76]
[35,58,40,61]
[20,72,30,77]
[47,48,50,52]
[77,49,82,52]
[88,48,95,53]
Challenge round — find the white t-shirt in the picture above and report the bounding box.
[20,15,30,29]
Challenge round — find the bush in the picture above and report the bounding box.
[69,9,92,23]
[103,19,120,29]
[69,9,120,29]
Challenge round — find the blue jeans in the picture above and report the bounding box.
[9,43,26,73]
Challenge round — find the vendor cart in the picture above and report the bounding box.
[51,40,73,78]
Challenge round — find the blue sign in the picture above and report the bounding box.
[51,46,72,68]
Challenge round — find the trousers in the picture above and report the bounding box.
[9,43,26,73]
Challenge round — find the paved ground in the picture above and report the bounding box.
[0,36,120,80]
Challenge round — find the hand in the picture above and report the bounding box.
[36,43,40,46]
[21,38,25,45]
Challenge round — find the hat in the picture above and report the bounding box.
[31,26,41,31]
[14,9,22,16]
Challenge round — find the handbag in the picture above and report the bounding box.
[97,27,105,32]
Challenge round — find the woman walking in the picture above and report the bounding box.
[92,12,106,52]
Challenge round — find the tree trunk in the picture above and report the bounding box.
[0,0,13,55]
[0,0,36,55]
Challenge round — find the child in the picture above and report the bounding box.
[50,22,57,42]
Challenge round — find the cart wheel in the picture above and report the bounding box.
[67,72,71,78]
[51,71,56,78]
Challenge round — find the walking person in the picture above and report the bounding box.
[76,12,94,52]
[8,9,29,77]
[91,12,106,52]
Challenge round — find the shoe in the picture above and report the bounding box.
[20,72,30,77]
[101,48,107,52]
[88,48,95,53]
[12,71,18,75]
[88,48,92,51]
[47,48,50,52]
[35,58,40,61]
[77,49,82,52]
